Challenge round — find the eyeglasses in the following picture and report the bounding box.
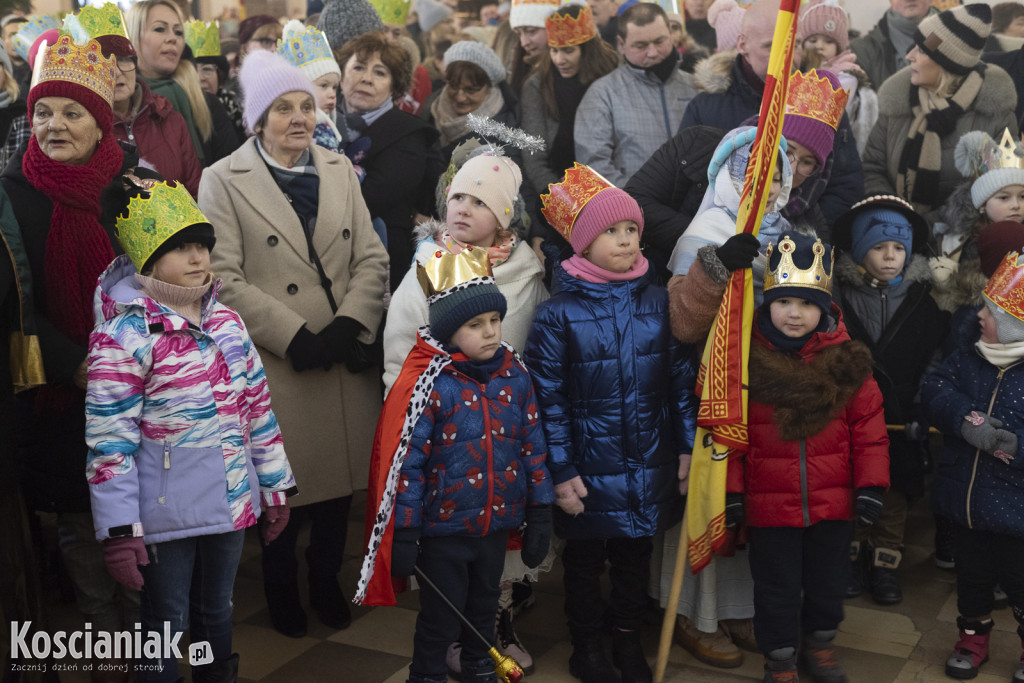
[786,151,820,177]
[116,57,137,73]
[446,82,487,96]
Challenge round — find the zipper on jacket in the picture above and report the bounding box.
[799,440,810,526]
[659,84,672,140]
[158,441,170,504]
[879,290,888,334]
[479,380,495,535]
[966,367,1007,528]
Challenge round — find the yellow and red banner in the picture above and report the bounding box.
[686,0,802,572]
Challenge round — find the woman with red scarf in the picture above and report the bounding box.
[0,34,160,676]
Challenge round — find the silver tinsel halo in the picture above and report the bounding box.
[467,114,546,156]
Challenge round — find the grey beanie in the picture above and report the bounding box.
[316,0,384,50]
[986,300,1024,343]
[444,40,506,85]
[417,0,453,32]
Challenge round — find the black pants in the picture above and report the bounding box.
[748,521,851,653]
[954,525,1024,627]
[562,536,653,642]
[411,533,507,679]
[261,496,352,584]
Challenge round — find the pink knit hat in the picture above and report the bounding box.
[571,188,644,255]
[799,0,849,52]
[239,49,317,133]
[708,0,743,53]
[781,69,846,167]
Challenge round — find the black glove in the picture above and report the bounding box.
[715,233,761,271]
[287,326,334,372]
[521,506,552,569]
[855,486,885,526]
[390,527,421,578]
[724,492,744,529]
[320,317,374,373]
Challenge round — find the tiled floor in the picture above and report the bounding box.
[41,491,1024,682]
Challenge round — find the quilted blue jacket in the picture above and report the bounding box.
[524,264,698,540]
[923,347,1024,540]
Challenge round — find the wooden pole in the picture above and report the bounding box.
[654,508,689,683]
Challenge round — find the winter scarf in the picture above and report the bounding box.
[431,85,504,147]
[22,134,123,346]
[562,252,650,283]
[136,272,213,326]
[976,339,1024,368]
[138,75,204,164]
[755,306,829,354]
[439,227,517,267]
[896,69,984,211]
[550,72,587,175]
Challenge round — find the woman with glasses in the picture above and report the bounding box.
[421,40,520,165]
[103,34,202,197]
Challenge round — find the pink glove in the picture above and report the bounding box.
[554,476,588,516]
[102,537,148,591]
[263,502,291,546]
[678,453,692,496]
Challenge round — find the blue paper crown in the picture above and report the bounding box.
[276,23,334,70]
[13,15,62,62]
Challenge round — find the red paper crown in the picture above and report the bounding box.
[540,162,614,242]
[985,251,1024,322]
[546,5,597,47]
[785,69,849,132]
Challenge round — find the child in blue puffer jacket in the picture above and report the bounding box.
[924,251,1024,682]
[525,163,699,683]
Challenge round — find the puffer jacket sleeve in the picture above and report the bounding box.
[242,320,296,506]
[922,350,977,436]
[524,302,577,484]
[85,329,145,540]
[382,264,430,394]
[518,379,555,506]
[669,341,698,454]
[848,375,891,490]
[394,400,437,530]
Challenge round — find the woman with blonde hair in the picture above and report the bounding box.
[0,45,23,156]
[127,0,239,164]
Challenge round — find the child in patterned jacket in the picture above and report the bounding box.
[86,181,296,683]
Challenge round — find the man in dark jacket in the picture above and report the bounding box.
[680,0,863,227]
[984,45,1024,131]
[850,0,936,92]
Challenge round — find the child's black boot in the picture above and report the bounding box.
[569,638,622,683]
[946,617,992,679]
[845,541,867,599]
[191,653,239,683]
[611,629,652,683]
[762,647,798,683]
[460,655,499,683]
[801,630,848,682]
[869,547,903,605]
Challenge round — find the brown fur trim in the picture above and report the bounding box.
[748,340,874,441]
[668,262,726,344]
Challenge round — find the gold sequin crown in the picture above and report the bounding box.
[36,34,118,106]
[540,162,614,243]
[785,69,849,132]
[117,181,211,272]
[369,0,413,25]
[62,4,129,44]
[985,251,1024,323]
[763,236,834,294]
[546,5,597,47]
[417,248,494,298]
[185,21,221,58]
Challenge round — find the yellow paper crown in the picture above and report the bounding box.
[369,0,412,25]
[62,4,129,44]
[763,236,834,294]
[417,248,493,298]
[785,69,849,132]
[985,251,1024,323]
[36,35,118,106]
[540,163,615,243]
[185,21,221,58]
[546,5,597,47]
[117,181,211,272]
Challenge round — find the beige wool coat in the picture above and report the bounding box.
[198,138,389,506]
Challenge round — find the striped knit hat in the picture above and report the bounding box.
[914,3,992,76]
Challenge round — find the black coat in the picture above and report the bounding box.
[360,108,444,288]
[1,143,161,513]
[983,46,1024,132]
[201,91,242,165]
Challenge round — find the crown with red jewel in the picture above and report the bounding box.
[36,34,118,106]
[785,69,849,131]
[540,163,616,243]
[546,5,597,47]
[984,251,1024,322]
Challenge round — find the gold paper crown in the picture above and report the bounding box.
[417,248,493,298]
[984,251,1024,323]
[985,128,1024,172]
[369,0,412,25]
[62,4,129,44]
[185,21,221,58]
[36,35,118,106]
[785,69,849,132]
[540,163,615,243]
[546,5,597,47]
[763,236,834,294]
[117,181,211,272]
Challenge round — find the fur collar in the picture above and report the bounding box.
[834,251,932,287]
[749,339,874,441]
[876,64,1017,119]
[936,182,980,241]
[693,50,739,95]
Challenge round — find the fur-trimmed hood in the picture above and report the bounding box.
[876,64,1018,121]
[692,50,739,95]
[935,182,980,245]
[834,251,932,288]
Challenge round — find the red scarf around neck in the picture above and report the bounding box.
[22,134,124,346]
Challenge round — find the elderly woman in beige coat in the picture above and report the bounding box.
[198,50,388,639]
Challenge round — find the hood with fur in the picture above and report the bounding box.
[692,50,739,95]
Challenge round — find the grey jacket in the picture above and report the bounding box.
[519,73,561,194]
[574,62,696,188]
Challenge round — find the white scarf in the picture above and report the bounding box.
[976,340,1024,368]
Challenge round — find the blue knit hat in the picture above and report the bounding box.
[429,281,507,344]
[850,208,914,265]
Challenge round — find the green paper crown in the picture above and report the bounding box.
[185,20,220,58]
[369,0,412,25]
[117,181,211,271]
[63,3,129,43]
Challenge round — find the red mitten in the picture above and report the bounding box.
[263,502,291,546]
[103,537,148,591]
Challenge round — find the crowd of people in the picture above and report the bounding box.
[3,0,1024,682]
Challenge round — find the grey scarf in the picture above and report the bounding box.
[886,8,935,71]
